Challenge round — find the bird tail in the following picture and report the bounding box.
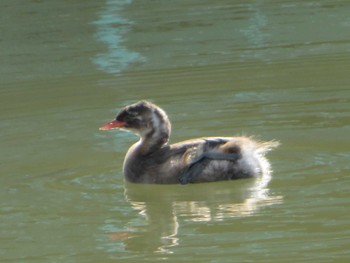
[256,140,280,155]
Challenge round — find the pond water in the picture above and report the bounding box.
[1,0,350,262]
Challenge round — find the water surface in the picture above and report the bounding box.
[1,0,350,262]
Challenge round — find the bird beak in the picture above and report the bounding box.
[99,120,126,130]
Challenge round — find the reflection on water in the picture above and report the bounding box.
[241,1,269,60]
[240,1,350,62]
[93,0,144,74]
[98,159,282,255]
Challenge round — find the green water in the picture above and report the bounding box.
[1,0,350,262]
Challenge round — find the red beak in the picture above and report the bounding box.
[99,120,126,130]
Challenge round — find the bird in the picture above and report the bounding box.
[100,100,278,184]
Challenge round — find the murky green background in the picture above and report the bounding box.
[1,0,350,262]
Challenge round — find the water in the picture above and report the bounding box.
[1,0,350,262]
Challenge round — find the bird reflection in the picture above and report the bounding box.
[117,162,282,254]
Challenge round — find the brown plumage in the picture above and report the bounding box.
[100,100,279,184]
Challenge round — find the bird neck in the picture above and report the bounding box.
[138,111,171,155]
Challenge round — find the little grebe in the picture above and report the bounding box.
[100,100,278,184]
